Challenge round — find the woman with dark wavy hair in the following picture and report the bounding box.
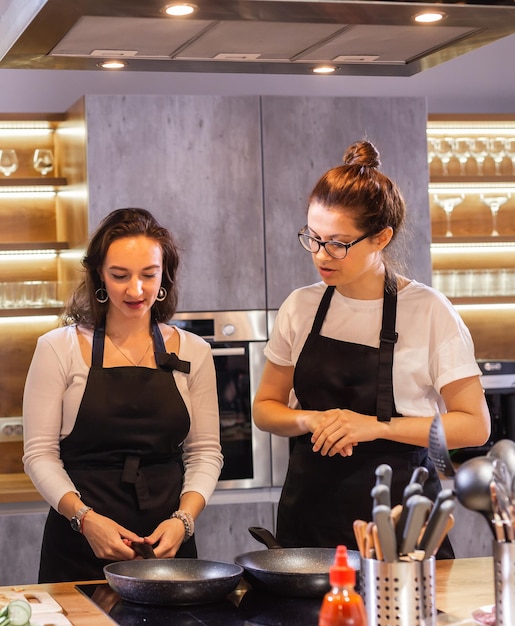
[23,208,223,582]
[254,140,490,558]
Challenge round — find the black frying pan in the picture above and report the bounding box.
[104,558,243,605]
[234,527,361,598]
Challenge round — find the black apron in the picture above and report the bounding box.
[276,278,453,559]
[39,322,195,583]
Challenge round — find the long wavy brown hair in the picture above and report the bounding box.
[63,208,180,328]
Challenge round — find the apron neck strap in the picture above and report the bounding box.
[92,320,164,367]
[376,272,398,422]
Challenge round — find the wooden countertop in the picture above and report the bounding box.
[0,473,43,503]
[0,557,496,625]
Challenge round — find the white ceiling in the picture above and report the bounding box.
[0,32,513,115]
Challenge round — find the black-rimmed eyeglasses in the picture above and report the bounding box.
[298,226,371,260]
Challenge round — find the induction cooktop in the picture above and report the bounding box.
[76,582,322,626]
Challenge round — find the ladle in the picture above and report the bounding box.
[487,439,515,490]
[454,456,496,536]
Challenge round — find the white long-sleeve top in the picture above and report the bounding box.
[23,324,223,512]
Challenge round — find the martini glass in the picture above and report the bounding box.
[480,194,511,236]
[433,194,464,237]
[505,138,515,175]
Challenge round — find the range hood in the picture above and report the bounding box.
[1,0,515,77]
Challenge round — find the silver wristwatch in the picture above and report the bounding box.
[70,505,92,532]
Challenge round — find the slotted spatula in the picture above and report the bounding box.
[428,407,456,477]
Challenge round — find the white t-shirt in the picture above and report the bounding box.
[23,324,223,512]
[264,280,481,418]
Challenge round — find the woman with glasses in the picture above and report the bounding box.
[253,140,490,557]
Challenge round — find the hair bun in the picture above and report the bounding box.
[342,140,381,169]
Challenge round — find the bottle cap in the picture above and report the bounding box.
[330,545,355,586]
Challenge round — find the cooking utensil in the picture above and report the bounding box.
[373,504,397,562]
[371,484,391,509]
[103,558,244,605]
[428,408,456,477]
[375,463,393,489]
[454,455,496,536]
[395,482,423,546]
[399,494,432,555]
[409,466,429,487]
[418,497,456,557]
[235,527,360,598]
[488,439,515,485]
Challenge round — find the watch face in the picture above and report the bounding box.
[70,517,81,532]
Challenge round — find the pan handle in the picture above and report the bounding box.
[248,527,283,549]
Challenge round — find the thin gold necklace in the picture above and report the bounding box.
[109,336,153,366]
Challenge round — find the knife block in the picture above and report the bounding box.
[493,541,515,626]
[360,557,436,626]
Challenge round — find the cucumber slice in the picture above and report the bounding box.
[7,599,32,626]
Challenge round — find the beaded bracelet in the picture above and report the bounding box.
[170,509,195,542]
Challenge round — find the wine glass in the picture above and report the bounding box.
[436,137,454,176]
[505,138,515,175]
[468,137,489,175]
[0,149,19,176]
[433,194,464,237]
[33,149,54,175]
[454,138,471,176]
[480,194,511,236]
[489,137,506,175]
[427,137,440,173]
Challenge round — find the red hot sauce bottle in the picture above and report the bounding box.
[319,545,368,626]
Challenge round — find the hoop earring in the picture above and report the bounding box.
[95,285,109,303]
[156,286,167,302]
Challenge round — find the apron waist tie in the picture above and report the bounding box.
[122,455,152,511]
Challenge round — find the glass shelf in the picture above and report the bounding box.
[0,177,67,188]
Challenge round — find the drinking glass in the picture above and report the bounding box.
[33,149,54,175]
[0,149,19,176]
[480,194,511,236]
[433,194,464,237]
[505,138,515,175]
[454,137,471,175]
[427,137,440,172]
[489,137,506,175]
[468,137,489,175]
[436,137,454,176]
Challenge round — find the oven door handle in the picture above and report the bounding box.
[211,347,246,356]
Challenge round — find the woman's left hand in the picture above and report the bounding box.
[144,518,186,558]
[311,408,379,457]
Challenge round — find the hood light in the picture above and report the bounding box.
[414,12,445,24]
[97,60,128,70]
[165,3,196,16]
[312,65,337,75]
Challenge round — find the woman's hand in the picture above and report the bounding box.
[81,510,145,561]
[144,518,186,558]
[310,409,380,457]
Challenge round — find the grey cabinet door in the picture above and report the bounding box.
[261,96,431,309]
[84,95,265,312]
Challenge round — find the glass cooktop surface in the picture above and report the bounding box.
[76,582,322,626]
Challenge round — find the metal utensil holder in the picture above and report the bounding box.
[493,541,515,626]
[360,557,436,626]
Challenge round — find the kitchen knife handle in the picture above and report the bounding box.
[418,499,456,557]
[373,505,397,562]
[400,495,432,556]
[395,483,423,546]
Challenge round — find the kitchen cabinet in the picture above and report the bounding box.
[262,96,432,309]
[0,112,88,473]
[428,114,515,359]
[79,95,265,312]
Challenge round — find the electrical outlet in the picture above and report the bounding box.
[0,417,23,442]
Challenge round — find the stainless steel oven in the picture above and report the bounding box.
[169,310,272,490]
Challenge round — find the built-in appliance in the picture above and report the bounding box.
[170,310,272,490]
[76,581,321,625]
[451,360,515,462]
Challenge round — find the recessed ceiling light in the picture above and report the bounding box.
[97,60,128,70]
[414,11,445,24]
[164,3,196,16]
[312,65,337,75]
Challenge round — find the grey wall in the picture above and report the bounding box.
[0,34,514,114]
